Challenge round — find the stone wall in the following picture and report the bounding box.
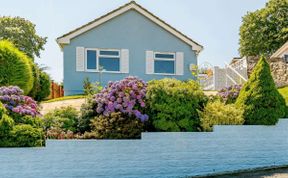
[246,57,288,87]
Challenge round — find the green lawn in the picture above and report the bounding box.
[278,87,288,104]
[42,95,86,103]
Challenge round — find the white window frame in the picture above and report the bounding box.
[153,52,176,75]
[85,48,121,73]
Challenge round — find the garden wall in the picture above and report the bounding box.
[247,57,288,87]
[1,119,287,177]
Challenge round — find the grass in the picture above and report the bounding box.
[278,87,288,104]
[42,95,86,103]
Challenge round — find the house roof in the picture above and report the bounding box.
[56,1,203,53]
[271,41,288,58]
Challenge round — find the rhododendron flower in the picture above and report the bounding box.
[92,76,148,122]
[0,86,40,117]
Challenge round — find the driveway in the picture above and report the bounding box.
[40,98,86,115]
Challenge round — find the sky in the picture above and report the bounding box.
[0,0,268,82]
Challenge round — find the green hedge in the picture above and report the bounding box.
[0,40,33,94]
[146,79,207,132]
[236,57,286,125]
[200,101,244,131]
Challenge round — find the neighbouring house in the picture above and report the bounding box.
[201,41,288,90]
[56,1,203,96]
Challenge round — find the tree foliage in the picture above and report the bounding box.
[0,16,47,59]
[0,40,34,94]
[28,63,51,101]
[235,57,286,125]
[239,0,288,57]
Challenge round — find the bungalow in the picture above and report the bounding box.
[56,1,203,96]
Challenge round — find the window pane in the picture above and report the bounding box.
[154,60,175,74]
[155,53,174,59]
[100,50,119,56]
[87,50,97,70]
[99,57,120,71]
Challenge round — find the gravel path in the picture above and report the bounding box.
[40,98,85,115]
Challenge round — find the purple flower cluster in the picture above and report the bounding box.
[218,84,242,104]
[93,76,148,122]
[0,86,40,117]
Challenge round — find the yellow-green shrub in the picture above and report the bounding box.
[146,79,207,132]
[0,40,33,94]
[200,101,244,131]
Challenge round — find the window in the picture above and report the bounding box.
[85,49,120,72]
[154,52,175,74]
[284,54,288,63]
[86,50,97,70]
[99,50,120,72]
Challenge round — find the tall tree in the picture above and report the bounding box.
[0,16,47,59]
[239,0,288,57]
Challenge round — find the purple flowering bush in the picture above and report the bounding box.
[80,76,148,138]
[93,76,148,122]
[0,86,40,117]
[0,86,45,147]
[218,85,242,104]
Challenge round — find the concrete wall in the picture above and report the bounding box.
[1,120,287,177]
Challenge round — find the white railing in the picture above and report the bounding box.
[201,58,248,91]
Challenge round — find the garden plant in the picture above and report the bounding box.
[0,86,45,147]
[146,78,207,132]
[236,57,286,125]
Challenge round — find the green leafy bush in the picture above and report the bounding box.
[90,112,144,139]
[236,57,286,125]
[0,40,33,94]
[200,101,244,131]
[79,97,97,133]
[9,124,45,147]
[43,106,79,133]
[146,79,207,132]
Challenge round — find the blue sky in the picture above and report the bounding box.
[0,0,267,82]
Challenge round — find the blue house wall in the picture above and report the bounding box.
[63,10,198,96]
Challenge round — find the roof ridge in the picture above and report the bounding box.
[56,1,203,51]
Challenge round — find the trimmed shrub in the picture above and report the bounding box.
[90,112,144,139]
[0,86,40,117]
[200,101,244,131]
[236,57,286,125]
[9,124,45,147]
[43,106,79,133]
[0,40,33,94]
[146,79,207,132]
[218,85,242,104]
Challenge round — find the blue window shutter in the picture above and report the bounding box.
[176,52,184,75]
[146,51,154,74]
[121,49,129,73]
[76,47,85,71]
